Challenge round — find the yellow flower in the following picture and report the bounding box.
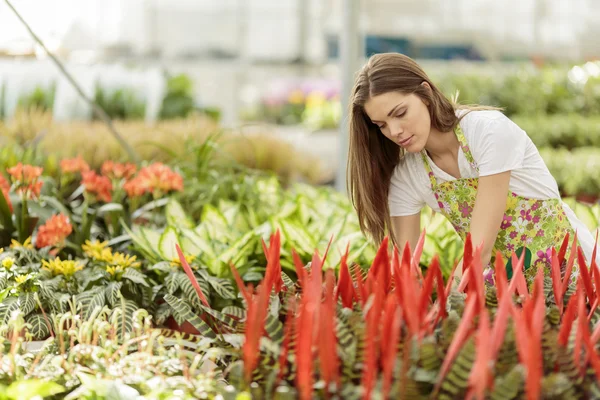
[305,91,326,108]
[42,258,83,277]
[170,254,196,267]
[82,240,110,260]
[2,257,15,270]
[106,265,124,277]
[14,274,28,285]
[10,237,34,249]
[110,252,141,269]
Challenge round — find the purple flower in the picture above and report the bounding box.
[536,248,552,265]
[533,215,540,224]
[500,215,513,230]
[536,229,544,237]
[520,234,528,242]
[510,231,518,239]
[531,203,540,211]
[459,201,473,218]
[507,243,515,252]
[520,209,532,221]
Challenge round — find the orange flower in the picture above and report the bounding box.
[123,163,183,198]
[7,163,43,199]
[82,171,112,202]
[0,175,12,212]
[35,213,73,249]
[101,161,137,180]
[60,155,90,174]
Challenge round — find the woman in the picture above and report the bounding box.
[347,52,598,284]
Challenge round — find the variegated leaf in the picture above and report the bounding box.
[178,274,210,309]
[104,281,123,307]
[165,272,181,294]
[206,276,236,300]
[164,294,216,338]
[222,306,247,321]
[76,287,106,320]
[122,268,149,287]
[18,293,36,316]
[112,299,141,341]
[26,313,50,340]
[154,302,173,326]
[0,297,20,324]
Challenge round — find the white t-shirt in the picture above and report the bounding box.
[388,109,599,264]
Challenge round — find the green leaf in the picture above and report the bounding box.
[97,203,124,214]
[165,272,182,294]
[222,306,247,321]
[105,281,123,307]
[0,274,7,291]
[180,228,215,258]
[0,297,20,324]
[76,287,106,320]
[6,379,65,400]
[120,221,159,261]
[112,299,141,341]
[154,302,172,326]
[200,304,240,331]
[166,198,194,229]
[122,268,149,287]
[164,294,216,338]
[279,219,315,256]
[203,273,236,300]
[25,313,50,340]
[178,273,210,309]
[265,313,283,345]
[18,293,36,316]
[159,226,180,261]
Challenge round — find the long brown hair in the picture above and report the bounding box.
[346,52,495,245]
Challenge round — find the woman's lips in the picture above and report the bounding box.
[399,135,414,147]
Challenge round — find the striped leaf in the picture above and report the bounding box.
[179,274,210,309]
[206,276,236,300]
[76,287,106,320]
[112,299,140,341]
[265,313,283,345]
[222,306,247,321]
[164,294,216,338]
[18,293,36,316]
[104,281,123,307]
[26,313,50,340]
[165,272,181,294]
[122,268,149,287]
[154,302,173,326]
[0,297,19,324]
[200,304,240,331]
[0,274,7,291]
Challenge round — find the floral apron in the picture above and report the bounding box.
[420,124,577,286]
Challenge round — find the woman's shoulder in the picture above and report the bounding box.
[457,109,509,127]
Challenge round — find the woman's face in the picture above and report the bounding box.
[363,90,431,153]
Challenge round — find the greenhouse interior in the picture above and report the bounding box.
[0,0,600,398]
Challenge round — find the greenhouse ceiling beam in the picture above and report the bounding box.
[336,0,362,194]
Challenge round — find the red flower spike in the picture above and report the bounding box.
[392,249,404,308]
[277,298,296,384]
[432,256,448,323]
[576,246,595,303]
[591,232,600,302]
[398,256,420,338]
[558,290,579,347]
[292,249,306,288]
[469,245,486,314]
[411,229,426,281]
[551,248,564,314]
[557,232,570,266]
[261,238,269,261]
[243,271,273,383]
[368,236,387,277]
[419,256,442,323]
[463,233,473,275]
[336,243,355,309]
[592,321,600,344]
[562,232,578,297]
[468,309,492,400]
[507,250,528,298]
[381,294,402,399]
[490,276,513,361]
[361,280,384,400]
[445,258,461,298]
[434,296,478,396]
[589,297,599,323]
[400,240,416,283]
[176,244,209,307]
[494,251,508,300]
[354,267,368,307]
[318,269,340,391]
[229,262,252,303]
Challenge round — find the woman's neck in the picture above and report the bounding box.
[424,127,460,162]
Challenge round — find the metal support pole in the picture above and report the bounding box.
[335,0,361,193]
